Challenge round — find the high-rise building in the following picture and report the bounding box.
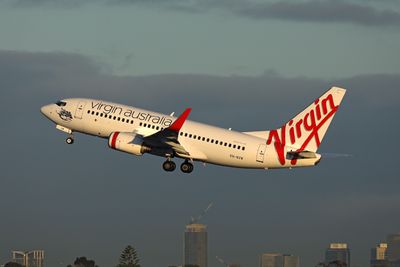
[260,253,283,267]
[260,253,299,267]
[184,223,207,267]
[12,250,44,267]
[371,243,389,267]
[283,255,300,267]
[325,243,350,267]
[387,233,400,262]
[371,243,387,261]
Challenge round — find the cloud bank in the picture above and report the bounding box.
[5,0,400,27]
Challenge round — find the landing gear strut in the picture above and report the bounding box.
[180,160,194,173]
[162,159,176,172]
[66,134,74,144]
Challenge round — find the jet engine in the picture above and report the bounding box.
[108,132,151,156]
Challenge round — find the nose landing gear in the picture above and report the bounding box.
[66,135,74,144]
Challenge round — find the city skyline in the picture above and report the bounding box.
[1,0,400,266]
[3,230,400,266]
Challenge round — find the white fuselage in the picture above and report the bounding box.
[41,98,321,169]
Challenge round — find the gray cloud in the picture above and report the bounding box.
[4,0,400,26]
[4,0,90,8]
[1,50,400,267]
[234,0,400,26]
[111,0,400,26]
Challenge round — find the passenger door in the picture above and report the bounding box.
[256,144,266,163]
[74,101,86,119]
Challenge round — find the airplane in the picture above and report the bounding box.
[40,87,346,173]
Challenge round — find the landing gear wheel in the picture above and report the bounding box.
[180,161,194,173]
[162,160,176,172]
[66,137,74,144]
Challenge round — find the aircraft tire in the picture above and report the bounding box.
[66,137,74,144]
[163,161,176,172]
[181,162,194,173]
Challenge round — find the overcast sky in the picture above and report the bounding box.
[0,1,399,267]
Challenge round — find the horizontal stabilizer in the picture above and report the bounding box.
[287,150,317,160]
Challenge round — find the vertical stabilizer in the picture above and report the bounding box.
[272,87,346,153]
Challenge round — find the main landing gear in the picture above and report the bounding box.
[162,159,194,173]
[162,159,176,172]
[180,160,194,173]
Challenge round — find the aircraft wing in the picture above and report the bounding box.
[142,108,193,157]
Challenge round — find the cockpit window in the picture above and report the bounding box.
[55,101,67,107]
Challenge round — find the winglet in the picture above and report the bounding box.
[168,108,191,132]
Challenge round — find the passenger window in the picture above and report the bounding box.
[100,113,104,117]
[180,132,183,136]
[198,136,201,140]
[242,147,245,151]
[87,110,90,114]
[122,118,125,122]
[131,121,134,124]
[117,117,121,121]
[113,116,116,120]
[96,112,99,116]
[202,137,205,141]
[193,135,197,139]
[211,139,214,143]
[233,145,236,148]
[206,138,210,142]
[156,126,159,130]
[189,134,192,138]
[185,133,188,137]
[224,142,227,146]
[237,146,241,149]
[228,144,232,147]
[152,125,155,129]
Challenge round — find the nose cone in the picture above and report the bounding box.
[40,104,53,118]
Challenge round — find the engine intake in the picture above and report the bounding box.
[108,132,151,156]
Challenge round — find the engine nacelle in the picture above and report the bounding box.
[108,132,151,156]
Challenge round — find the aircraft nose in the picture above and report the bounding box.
[40,104,52,117]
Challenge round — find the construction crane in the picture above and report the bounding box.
[190,202,213,224]
[216,256,229,267]
[216,256,241,267]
